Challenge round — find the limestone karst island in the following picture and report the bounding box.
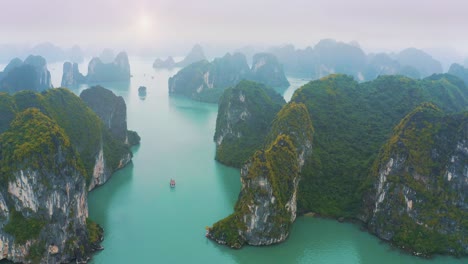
[0,1,467,263]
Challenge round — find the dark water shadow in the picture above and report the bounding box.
[213,160,241,206]
[87,162,135,228]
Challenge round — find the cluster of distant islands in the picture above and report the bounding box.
[0,39,467,263]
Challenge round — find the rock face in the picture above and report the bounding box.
[60,52,131,87]
[153,45,206,69]
[80,86,140,189]
[169,52,288,102]
[214,80,285,167]
[289,74,468,218]
[361,103,468,256]
[175,44,206,68]
[208,102,313,248]
[23,56,52,90]
[396,48,443,78]
[363,53,401,80]
[267,39,444,81]
[250,53,290,88]
[0,109,94,263]
[1,58,23,76]
[169,53,250,102]
[61,62,85,87]
[448,63,468,86]
[153,57,176,69]
[87,52,130,83]
[80,86,128,143]
[138,86,147,96]
[208,73,467,255]
[0,56,52,93]
[0,87,137,262]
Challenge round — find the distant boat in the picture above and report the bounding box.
[170,179,176,188]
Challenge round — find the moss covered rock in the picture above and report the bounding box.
[0,108,93,263]
[361,103,468,256]
[214,80,285,167]
[292,74,467,217]
[208,102,313,248]
[0,87,136,262]
[168,52,289,103]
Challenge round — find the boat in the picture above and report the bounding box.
[170,179,176,188]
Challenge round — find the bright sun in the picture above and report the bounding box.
[137,15,152,32]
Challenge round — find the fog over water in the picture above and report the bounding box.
[1,0,468,59]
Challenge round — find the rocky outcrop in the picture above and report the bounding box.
[207,72,467,255]
[175,44,206,68]
[0,87,138,262]
[396,48,443,78]
[60,52,131,87]
[208,102,313,248]
[214,80,285,167]
[61,62,85,87]
[0,109,96,263]
[361,103,468,256]
[267,39,445,81]
[0,55,52,93]
[169,52,288,102]
[448,63,468,86]
[87,52,130,83]
[23,56,52,90]
[0,93,16,134]
[153,57,176,69]
[80,86,128,142]
[250,53,290,88]
[138,86,147,96]
[169,53,250,103]
[80,86,139,189]
[1,58,23,77]
[153,45,206,69]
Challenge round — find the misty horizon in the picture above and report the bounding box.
[2,0,468,59]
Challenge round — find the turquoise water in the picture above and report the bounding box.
[84,58,467,263]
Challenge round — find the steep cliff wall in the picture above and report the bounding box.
[60,52,131,87]
[0,86,136,262]
[0,109,97,263]
[168,52,288,103]
[214,80,285,167]
[208,103,313,248]
[361,103,468,256]
[80,86,128,142]
[0,56,52,93]
[61,62,85,87]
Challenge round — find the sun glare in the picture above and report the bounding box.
[137,15,152,32]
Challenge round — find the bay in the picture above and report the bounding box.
[27,57,468,264]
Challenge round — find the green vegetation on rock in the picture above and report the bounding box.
[86,218,104,245]
[214,80,285,167]
[266,102,313,149]
[0,86,136,262]
[210,135,299,248]
[0,92,16,133]
[0,108,83,182]
[210,100,313,248]
[27,240,46,263]
[4,208,45,244]
[169,52,289,103]
[0,88,132,185]
[364,103,468,256]
[291,74,467,217]
[448,63,468,86]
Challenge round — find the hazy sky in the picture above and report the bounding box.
[2,0,468,55]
